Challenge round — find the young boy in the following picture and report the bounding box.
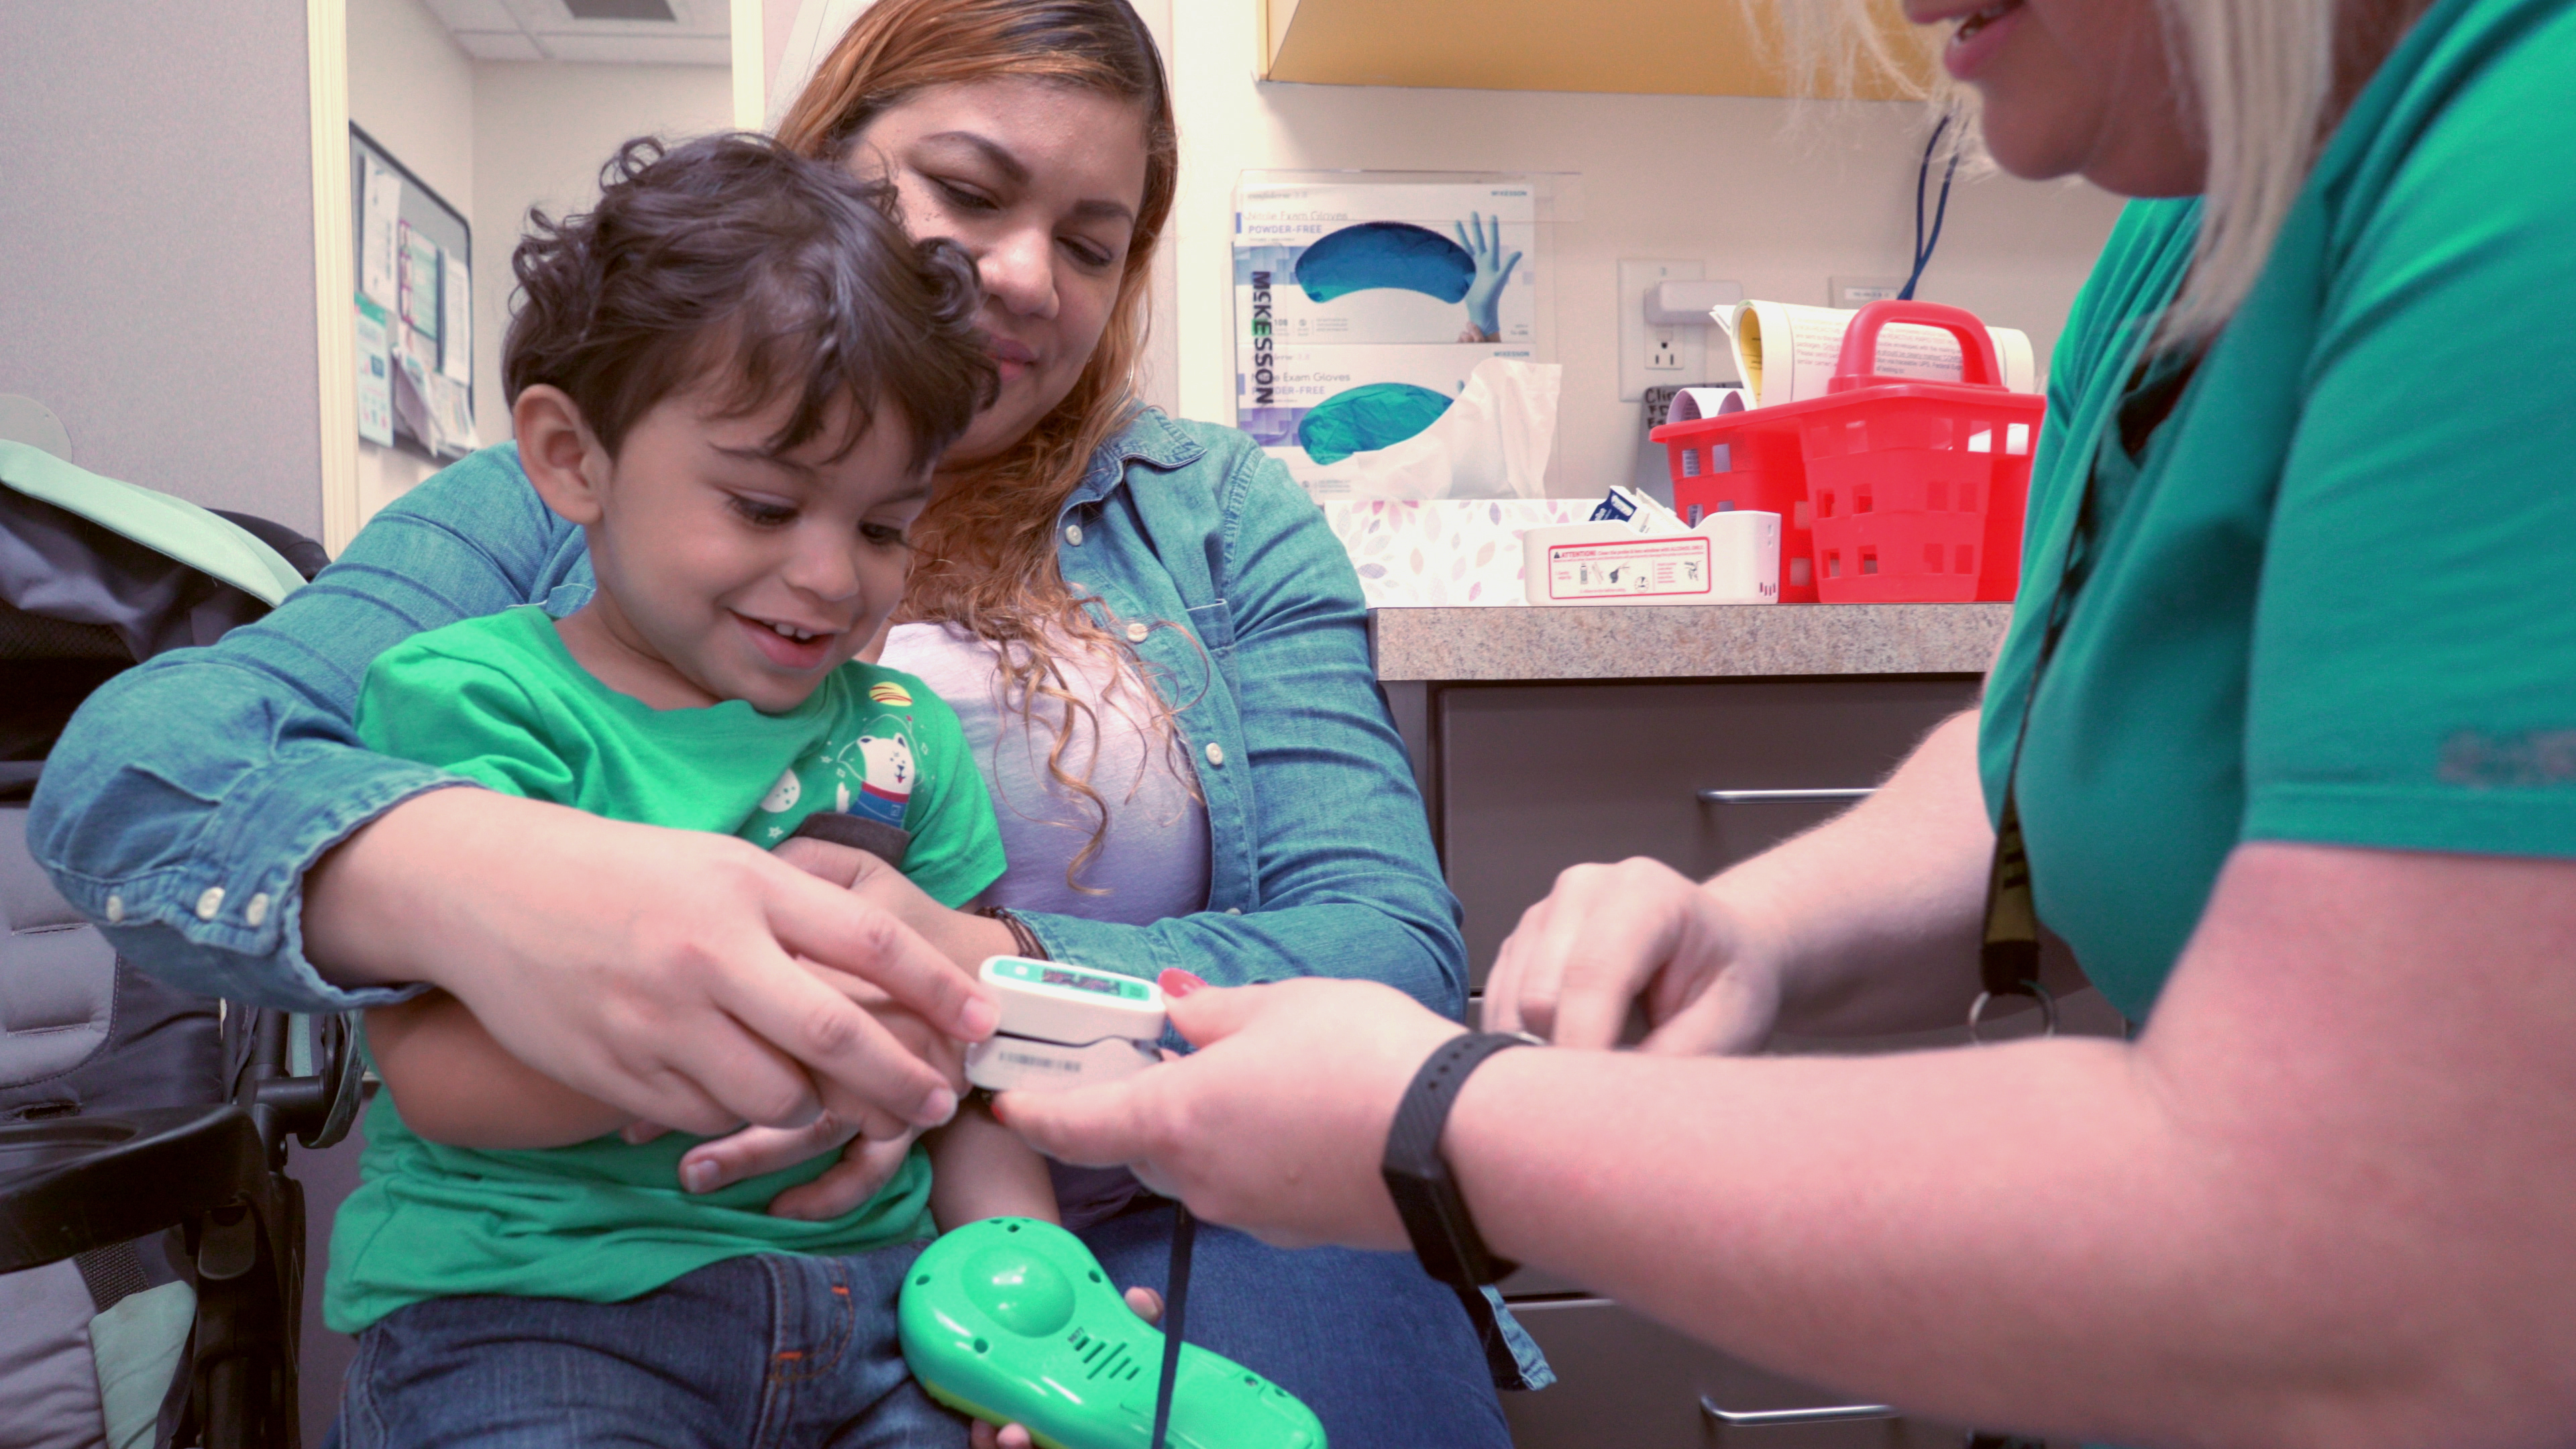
[325,134,1053,1446]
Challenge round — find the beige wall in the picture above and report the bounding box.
[348,0,476,206]
[0,1,325,533]
[470,61,737,443]
[1167,3,2127,495]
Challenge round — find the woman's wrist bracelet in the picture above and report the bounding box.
[977,904,1045,960]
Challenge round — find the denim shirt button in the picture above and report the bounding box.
[1064,523,1084,547]
[194,886,225,921]
[1203,742,1225,767]
[1224,907,1242,916]
[245,892,270,928]
[1124,621,1150,643]
[104,894,124,924]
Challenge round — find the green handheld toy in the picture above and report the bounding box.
[900,1217,1327,1449]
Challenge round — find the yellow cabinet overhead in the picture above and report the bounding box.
[1260,0,1935,100]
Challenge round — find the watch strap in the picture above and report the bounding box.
[1381,1030,1532,1287]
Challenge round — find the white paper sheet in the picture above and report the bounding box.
[439,254,472,384]
[1719,301,2037,405]
[398,225,440,342]
[360,159,400,308]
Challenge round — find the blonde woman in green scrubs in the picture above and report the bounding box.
[998,0,2576,1442]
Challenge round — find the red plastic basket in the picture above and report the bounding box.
[1651,301,2043,604]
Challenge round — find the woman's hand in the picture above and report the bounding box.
[668,957,965,1216]
[303,788,998,1144]
[771,833,1018,974]
[999,975,1462,1248]
[663,833,998,1218]
[1481,856,1784,1055]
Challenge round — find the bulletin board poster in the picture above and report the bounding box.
[351,125,475,459]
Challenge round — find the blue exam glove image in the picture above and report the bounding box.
[1454,211,1522,343]
[1294,221,1473,305]
[1297,382,1455,466]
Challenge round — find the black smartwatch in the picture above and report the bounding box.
[1381,1030,1536,1288]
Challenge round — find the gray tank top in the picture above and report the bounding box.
[878,621,1212,1226]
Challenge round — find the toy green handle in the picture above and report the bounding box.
[1829,299,2004,392]
[901,1217,1326,1449]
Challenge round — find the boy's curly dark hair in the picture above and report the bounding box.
[503,132,994,472]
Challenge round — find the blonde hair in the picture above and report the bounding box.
[2156,0,2339,343]
[776,0,1193,889]
[1775,0,2428,346]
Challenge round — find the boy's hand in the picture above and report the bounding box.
[648,1115,922,1218]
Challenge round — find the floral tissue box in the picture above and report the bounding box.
[1321,498,1596,608]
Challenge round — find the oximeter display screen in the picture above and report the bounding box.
[1043,967,1120,995]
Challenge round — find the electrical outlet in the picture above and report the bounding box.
[1618,259,1706,402]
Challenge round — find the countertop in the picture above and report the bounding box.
[1367,602,2011,682]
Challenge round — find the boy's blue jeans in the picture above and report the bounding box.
[336,1241,957,1448]
[329,1208,1515,1447]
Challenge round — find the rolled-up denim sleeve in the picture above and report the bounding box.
[27,447,582,1012]
[1018,447,1468,1020]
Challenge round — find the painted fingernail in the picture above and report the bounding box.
[682,1161,718,1193]
[1159,969,1208,998]
[987,1095,1010,1127]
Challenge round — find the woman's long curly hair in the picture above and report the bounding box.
[775,0,1188,890]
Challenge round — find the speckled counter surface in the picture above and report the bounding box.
[1368,602,2012,682]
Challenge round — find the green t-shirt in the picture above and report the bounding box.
[325,604,1006,1332]
[1980,0,2576,1022]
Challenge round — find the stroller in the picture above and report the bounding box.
[0,437,358,1449]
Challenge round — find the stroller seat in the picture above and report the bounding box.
[1,438,358,1449]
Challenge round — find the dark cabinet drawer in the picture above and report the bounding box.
[1437,678,1982,982]
[1501,1299,2037,1449]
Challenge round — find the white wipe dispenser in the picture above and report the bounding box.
[963,957,1167,1092]
[1521,509,1780,606]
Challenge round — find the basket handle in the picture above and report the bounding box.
[1829,299,2005,392]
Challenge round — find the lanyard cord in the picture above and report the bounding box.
[1900,115,1962,303]
[1976,403,2114,1002]
[1978,343,2202,1004]
[1148,1203,1196,1449]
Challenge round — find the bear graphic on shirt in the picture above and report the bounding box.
[842,731,914,824]
[742,711,920,844]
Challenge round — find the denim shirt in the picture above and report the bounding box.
[29,409,1466,1018]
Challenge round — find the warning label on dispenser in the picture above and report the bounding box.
[1544,535,1717,601]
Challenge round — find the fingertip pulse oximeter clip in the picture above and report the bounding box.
[963,955,1167,1093]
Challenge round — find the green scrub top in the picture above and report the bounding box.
[1980,0,2576,1022]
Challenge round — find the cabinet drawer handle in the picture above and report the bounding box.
[1700,1395,1897,1427]
[1695,787,1875,805]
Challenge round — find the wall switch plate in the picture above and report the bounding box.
[1829,276,1908,310]
[1619,259,1705,402]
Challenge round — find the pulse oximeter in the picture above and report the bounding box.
[963,956,1166,1092]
